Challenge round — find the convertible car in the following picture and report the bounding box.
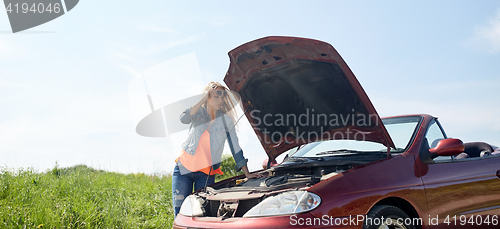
[173,36,500,229]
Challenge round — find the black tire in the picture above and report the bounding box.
[362,205,417,229]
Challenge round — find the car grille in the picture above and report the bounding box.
[209,200,220,216]
[235,198,260,217]
[208,198,260,217]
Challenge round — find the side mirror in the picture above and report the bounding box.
[429,138,465,156]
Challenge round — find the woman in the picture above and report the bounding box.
[172,81,262,217]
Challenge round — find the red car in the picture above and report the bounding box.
[173,36,500,229]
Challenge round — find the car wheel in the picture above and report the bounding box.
[363,205,416,229]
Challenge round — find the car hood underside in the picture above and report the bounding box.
[224,36,395,160]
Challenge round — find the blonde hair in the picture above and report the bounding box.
[203,81,239,125]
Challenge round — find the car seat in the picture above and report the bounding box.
[463,142,493,158]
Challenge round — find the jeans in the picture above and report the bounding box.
[172,165,214,218]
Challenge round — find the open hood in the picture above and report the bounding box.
[224,36,395,161]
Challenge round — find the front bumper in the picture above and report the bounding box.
[173,213,363,229]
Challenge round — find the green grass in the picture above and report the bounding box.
[0,163,173,229]
[0,155,242,229]
[215,154,245,182]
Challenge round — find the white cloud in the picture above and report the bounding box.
[112,53,137,62]
[0,38,24,59]
[0,79,29,88]
[108,33,209,67]
[0,89,175,174]
[140,24,177,33]
[472,9,500,53]
[374,95,500,144]
[369,78,500,145]
[0,40,7,52]
[155,33,208,51]
[115,63,142,77]
[202,15,231,27]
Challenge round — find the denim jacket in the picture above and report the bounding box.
[179,106,248,172]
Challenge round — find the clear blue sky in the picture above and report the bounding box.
[1,1,499,174]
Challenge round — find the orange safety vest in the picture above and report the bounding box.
[176,130,223,175]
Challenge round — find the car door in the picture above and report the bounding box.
[420,119,500,229]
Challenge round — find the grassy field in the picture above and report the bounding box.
[0,155,243,229]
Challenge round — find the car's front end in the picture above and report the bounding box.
[174,36,427,229]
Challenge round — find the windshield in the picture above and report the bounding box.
[289,116,422,158]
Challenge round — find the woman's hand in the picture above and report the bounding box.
[190,88,212,116]
[241,165,264,179]
[245,172,264,179]
[200,89,211,104]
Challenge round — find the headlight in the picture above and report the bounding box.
[179,195,205,217]
[243,190,321,218]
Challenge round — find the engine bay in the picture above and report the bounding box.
[191,154,386,218]
[192,164,351,218]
